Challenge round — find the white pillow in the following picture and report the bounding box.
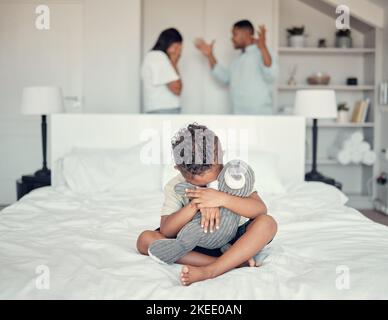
[301,181,349,206]
[242,150,286,196]
[62,143,162,195]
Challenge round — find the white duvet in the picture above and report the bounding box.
[1,182,388,299]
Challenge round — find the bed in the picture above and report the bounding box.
[1,115,388,299]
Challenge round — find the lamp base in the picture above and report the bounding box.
[22,169,51,185]
[34,168,51,178]
[305,170,343,190]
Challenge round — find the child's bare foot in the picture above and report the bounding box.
[238,257,261,268]
[248,257,259,267]
[180,265,214,286]
[180,259,261,286]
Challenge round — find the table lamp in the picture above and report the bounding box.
[294,90,342,188]
[21,86,64,179]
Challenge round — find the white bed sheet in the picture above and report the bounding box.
[1,182,388,299]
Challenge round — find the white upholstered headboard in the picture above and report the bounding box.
[50,114,305,187]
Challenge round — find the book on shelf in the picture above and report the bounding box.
[351,99,370,123]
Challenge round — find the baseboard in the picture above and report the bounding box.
[374,200,388,215]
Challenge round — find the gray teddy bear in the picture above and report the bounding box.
[148,159,255,265]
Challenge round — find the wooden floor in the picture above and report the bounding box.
[359,209,388,227]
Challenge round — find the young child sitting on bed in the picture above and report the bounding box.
[136,123,277,286]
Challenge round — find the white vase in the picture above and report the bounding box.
[288,35,305,48]
[337,110,349,123]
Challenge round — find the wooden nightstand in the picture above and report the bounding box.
[16,175,51,200]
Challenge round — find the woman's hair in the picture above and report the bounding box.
[152,28,183,53]
[171,123,223,177]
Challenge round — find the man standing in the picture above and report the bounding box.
[195,20,277,115]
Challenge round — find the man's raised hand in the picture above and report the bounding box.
[256,24,267,50]
[194,38,215,57]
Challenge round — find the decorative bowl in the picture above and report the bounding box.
[307,72,331,85]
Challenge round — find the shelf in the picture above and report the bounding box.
[278,85,375,91]
[305,159,337,165]
[306,122,374,128]
[305,159,374,166]
[278,47,375,54]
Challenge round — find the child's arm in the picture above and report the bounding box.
[186,189,267,219]
[222,192,267,219]
[160,202,198,238]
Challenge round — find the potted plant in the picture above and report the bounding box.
[337,103,350,123]
[287,26,305,48]
[335,28,352,48]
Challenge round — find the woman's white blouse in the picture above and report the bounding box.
[141,50,180,112]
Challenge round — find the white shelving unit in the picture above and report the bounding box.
[306,122,375,128]
[276,0,382,209]
[305,159,373,166]
[278,47,376,54]
[278,85,375,91]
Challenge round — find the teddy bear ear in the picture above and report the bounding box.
[224,167,246,190]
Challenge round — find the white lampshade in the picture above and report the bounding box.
[21,86,64,115]
[294,90,337,119]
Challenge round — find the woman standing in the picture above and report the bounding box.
[142,28,183,114]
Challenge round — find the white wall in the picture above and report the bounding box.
[0,0,141,204]
[83,0,141,113]
[370,0,388,169]
[370,0,387,74]
[142,0,277,114]
[368,0,388,210]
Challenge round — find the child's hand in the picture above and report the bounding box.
[185,188,227,209]
[199,207,220,233]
